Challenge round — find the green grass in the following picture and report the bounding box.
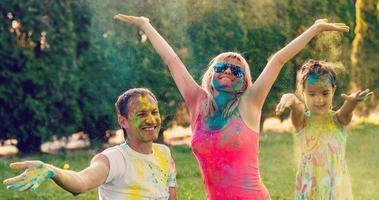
[1,123,378,199]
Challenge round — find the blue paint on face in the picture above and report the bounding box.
[205,68,244,130]
[307,75,318,85]
[231,79,244,91]
[307,74,332,86]
[212,76,224,89]
[212,73,244,92]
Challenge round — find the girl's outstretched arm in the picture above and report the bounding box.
[114,14,204,113]
[336,89,373,126]
[246,19,349,108]
[276,93,306,131]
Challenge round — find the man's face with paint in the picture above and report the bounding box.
[211,57,245,93]
[303,76,335,115]
[122,95,161,143]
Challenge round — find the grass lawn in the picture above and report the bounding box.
[1,123,378,199]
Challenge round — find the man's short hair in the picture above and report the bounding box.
[115,88,158,118]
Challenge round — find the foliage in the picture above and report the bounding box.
[0,0,377,152]
[0,1,86,152]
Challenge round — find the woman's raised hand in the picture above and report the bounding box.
[114,14,150,27]
[313,18,350,33]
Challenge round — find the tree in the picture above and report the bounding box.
[0,1,86,153]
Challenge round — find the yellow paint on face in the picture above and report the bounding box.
[127,96,161,142]
[137,96,156,111]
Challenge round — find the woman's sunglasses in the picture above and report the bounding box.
[214,62,244,78]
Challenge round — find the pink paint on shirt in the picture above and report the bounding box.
[191,114,270,200]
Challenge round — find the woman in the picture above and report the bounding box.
[114,14,349,199]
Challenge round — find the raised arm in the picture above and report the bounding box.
[276,93,307,131]
[335,89,373,126]
[3,154,109,195]
[246,19,349,108]
[114,14,204,111]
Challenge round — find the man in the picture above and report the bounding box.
[3,88,177,200]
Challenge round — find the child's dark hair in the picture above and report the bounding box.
[115,88,158,137]
[296,60,337,97]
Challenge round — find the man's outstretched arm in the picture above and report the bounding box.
[3,154,110,195]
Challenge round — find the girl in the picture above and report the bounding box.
[276,60,373,199]
[114,14,349,199]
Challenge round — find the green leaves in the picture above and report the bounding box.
[1,0,377,153]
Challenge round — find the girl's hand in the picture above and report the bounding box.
[275,93,298,115]
[113,14,150,27]
[3,161,55,192]
[341,89,374,102]
[313,19,350,33]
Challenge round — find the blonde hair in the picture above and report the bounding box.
[201,52,253,117]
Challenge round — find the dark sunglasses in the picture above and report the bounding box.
[214,62,244,78]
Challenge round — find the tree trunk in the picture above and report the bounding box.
[17,135,42,154]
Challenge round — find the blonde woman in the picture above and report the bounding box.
[114,14,348,199]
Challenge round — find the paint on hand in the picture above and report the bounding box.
[358,91,374,101]
[8,163,54,192]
